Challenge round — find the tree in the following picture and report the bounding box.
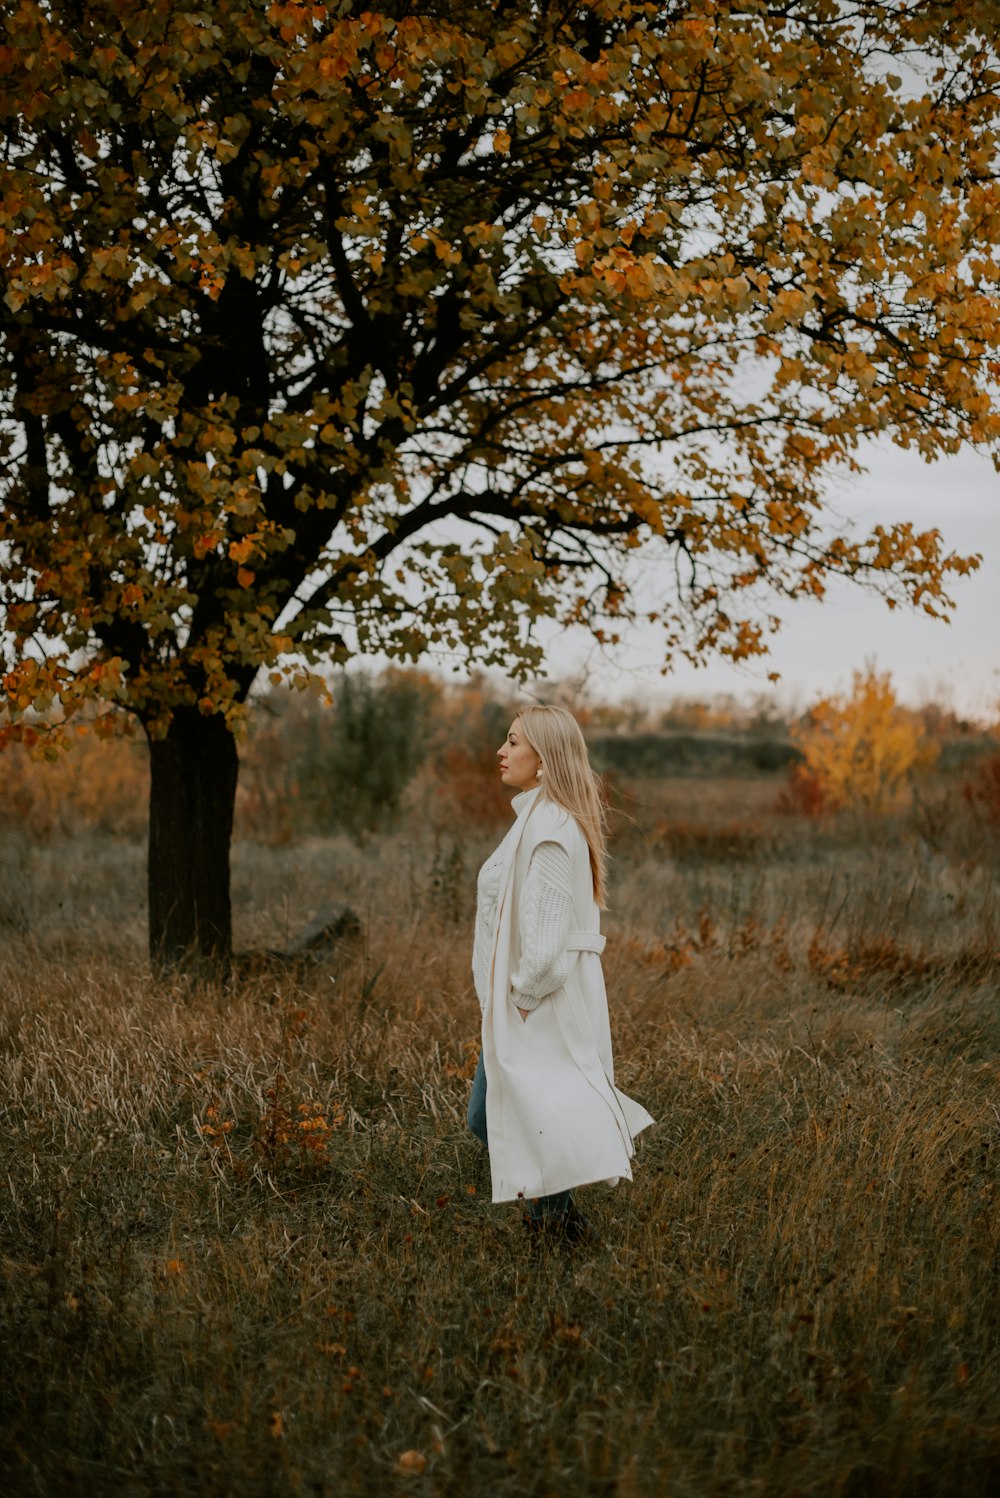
[788,665,939,814]
[2,0,999,970]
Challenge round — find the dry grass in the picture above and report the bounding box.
[1,776,998,1497]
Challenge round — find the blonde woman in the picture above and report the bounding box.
[468,705,653,1240]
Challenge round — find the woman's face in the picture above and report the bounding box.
[497,717,542,792]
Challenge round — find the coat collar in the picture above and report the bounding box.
[511,785,543,817]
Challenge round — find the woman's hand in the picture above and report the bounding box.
[517,1007,530,1023]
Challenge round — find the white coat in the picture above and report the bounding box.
[477,786,654,1204]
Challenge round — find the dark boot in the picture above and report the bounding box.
[522,1200,601,1247]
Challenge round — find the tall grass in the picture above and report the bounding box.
[0,775,997,1496]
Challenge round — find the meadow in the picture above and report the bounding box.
[1,728,998,1497]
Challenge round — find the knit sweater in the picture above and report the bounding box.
[473,838,576,1014]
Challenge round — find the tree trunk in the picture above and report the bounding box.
[146,707,239,975]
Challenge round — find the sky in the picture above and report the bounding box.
[526,439,1000,723]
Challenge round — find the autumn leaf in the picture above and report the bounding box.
[397,1450,427,1475]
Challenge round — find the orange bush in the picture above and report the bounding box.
[651,817,767,862]
[775,763,828,818]
[426,742,512,830]
[807,930,934,990]
[787,667,938,815]
[0,722,147,840]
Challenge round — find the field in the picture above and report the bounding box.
[1,759,999,1497]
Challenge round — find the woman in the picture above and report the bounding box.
[468,704,653,1240]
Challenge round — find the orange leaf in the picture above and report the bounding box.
[397,1450,427,1475]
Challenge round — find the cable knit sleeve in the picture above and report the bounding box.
[510,841,576,1012]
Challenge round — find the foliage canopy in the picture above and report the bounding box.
[2,0,1000,748]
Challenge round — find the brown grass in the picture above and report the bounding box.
[0,776,998,1497]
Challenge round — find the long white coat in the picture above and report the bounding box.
[477,786,654,1204]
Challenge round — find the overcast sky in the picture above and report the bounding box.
[525,439,999,723]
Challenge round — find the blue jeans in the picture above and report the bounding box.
[467,1051,572,1221]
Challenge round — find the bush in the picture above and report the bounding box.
[239,671,442,843]
[963,752,1000,828]
[787,666,938,814]
[589,731,798,778]
[0,720,147,841]
[301,671,444,840]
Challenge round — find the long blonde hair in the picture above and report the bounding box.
[519,704,609,909]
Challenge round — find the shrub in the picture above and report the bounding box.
[962,752,1000,828]
[420,678,516,832]
[0,718,147,841]
[775,763,829,818]
[302,670,441,840]
[589,731,797,778]
[787,666,938,814]
[240,670,442,843]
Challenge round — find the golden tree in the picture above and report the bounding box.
[790,666,939,814]
[2,1,999,967]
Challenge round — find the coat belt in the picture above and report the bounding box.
[565,931,606,955]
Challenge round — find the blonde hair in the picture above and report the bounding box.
[518,704,609,909]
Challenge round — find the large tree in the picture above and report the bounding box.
[2,0,999,969]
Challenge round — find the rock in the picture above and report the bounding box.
[234,904,363,977]
[287,903,363,955]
